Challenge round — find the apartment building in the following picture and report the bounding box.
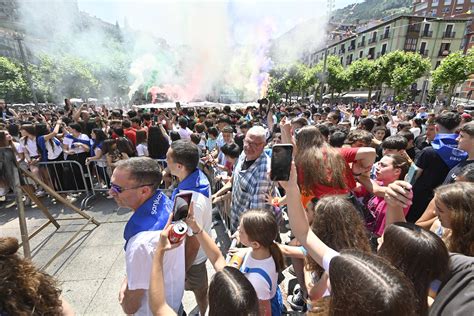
[306,15,467,71]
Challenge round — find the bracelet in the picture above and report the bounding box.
[193,228,203,235]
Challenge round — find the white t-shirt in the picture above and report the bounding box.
[126,230,185,316]
[63,134,90,154]
[177,127,193,140]
[136,143,149,157]
[18,137,39,157]
[44,138,63,160]
[241,251,278,300]
[179,190,212,265]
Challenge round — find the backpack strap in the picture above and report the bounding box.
[242,267,272,291]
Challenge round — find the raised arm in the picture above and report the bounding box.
[43,119,62,141]
[280,163,332,268]
[185,203,227,271]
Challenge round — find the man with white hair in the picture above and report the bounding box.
[229,125,272,232]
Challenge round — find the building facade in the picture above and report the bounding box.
[306,15,467,71]
[413,0,474,99]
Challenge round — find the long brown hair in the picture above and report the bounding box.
[0,237,63,315]
[329,250,417,316]
[240,210,285,272]
[378,222,449,316]
[295,126,348,195]
[305,196,371,275]
[434,182,474,256]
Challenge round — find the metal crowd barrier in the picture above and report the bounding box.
[38,160,93,210]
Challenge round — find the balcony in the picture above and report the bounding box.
[419,49,429,57]
[357,41,366,48]
[407,25,421,33]
[379,32,390,40]
[348,45,355,51]
[339,49,346,54]
[368,37,377,44]
[421,30,433,38]
[438,50,451,57]
[442,31,456,38]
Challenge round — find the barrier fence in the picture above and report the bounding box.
[32,157,233,235]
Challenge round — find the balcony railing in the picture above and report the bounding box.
[368,37,377,44]
[380,32,390,40]
[408,25,421,33]
[348,45,355,51]
[339,49,346,54]
[442,31,456,38]
[421,30,433,37]
[357,41,366,48]
[419,49,429,57]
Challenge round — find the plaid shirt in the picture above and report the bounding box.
[230,151,272,232]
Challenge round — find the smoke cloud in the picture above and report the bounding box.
[16,0,328,103]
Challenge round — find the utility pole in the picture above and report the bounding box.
[319,46,329,106]
[15,34,38,107]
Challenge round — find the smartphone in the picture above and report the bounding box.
[270,144,293,181]
[173,192,193,221]
[405,164,419,185]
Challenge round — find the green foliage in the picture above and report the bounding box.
[432,50,474,106]
[378,51,431,101]
[324,55,350,96]
[0,57,30,102]
[347,58,381,98]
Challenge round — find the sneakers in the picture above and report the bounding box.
[35,189,46,197]
[287,286,307,312]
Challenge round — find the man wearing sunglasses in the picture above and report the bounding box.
[111,158,185,316]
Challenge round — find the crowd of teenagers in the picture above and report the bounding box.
[1,97,473,316]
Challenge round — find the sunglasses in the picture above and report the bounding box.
[109,182,153,194]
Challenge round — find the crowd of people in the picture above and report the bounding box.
[1,96,473,315]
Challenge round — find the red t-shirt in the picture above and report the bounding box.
[124,128,137,146]
[298,147,358,201]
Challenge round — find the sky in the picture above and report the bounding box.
[77,0,363,44]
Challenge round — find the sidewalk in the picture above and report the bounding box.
[0,193,229,315]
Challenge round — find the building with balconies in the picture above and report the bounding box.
[413,0,474,100]
[306,15,467,71]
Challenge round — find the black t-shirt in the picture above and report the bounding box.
[242,159,256,171]
[443,160,474,184]
[80,121,97,137]
[408,147,451,222]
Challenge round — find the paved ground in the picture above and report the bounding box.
[0,191,298,315]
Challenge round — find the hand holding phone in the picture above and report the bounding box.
[270,144,293,181]
[173,192,193,221]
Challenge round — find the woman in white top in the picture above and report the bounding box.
[135,130,149,157]
[19,124,43,190]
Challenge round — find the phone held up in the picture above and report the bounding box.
[270,144,293,181]
[172,192,193,222]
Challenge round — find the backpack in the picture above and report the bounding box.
[241,266,283,316]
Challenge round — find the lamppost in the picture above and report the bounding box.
[319,45,329,106]
[14,33,38,107]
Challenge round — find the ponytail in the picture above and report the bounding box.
[269,242,285,273]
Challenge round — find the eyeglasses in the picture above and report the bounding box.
[243,139,265,148]
[109,182,154,194]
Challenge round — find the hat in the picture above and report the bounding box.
[462,113,472,119]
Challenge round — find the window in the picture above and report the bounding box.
[444,0,452,5]
[405,38,418,51]
[456,0,464,4]
[381,43,387,55]
[359,50,363,58]
[432,0,439,6]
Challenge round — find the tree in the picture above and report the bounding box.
[347,58,381,100]
[378,51,431,102]
[432,49,474,106]
[324,55,350,101]
[0,57,30,102]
